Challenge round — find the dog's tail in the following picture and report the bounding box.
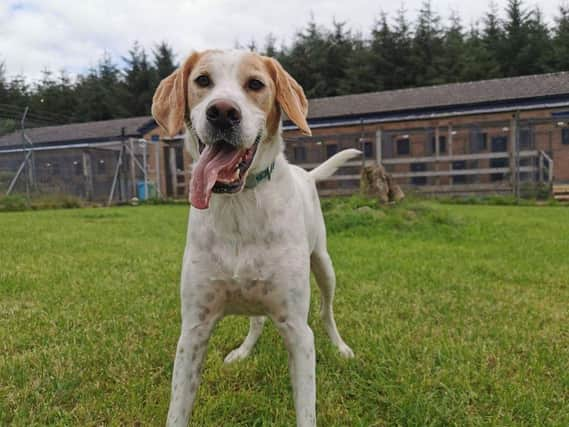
[308,149,362,182]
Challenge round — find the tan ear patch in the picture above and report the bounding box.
[264,57,311,136]
[151,52,201,137]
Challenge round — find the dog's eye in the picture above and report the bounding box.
[195,75,211,88]
[248,79,265,91]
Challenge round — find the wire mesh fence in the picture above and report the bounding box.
[0,139,154,205]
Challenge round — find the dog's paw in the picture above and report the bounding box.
[223,347,250,364]
[338,343,355,359]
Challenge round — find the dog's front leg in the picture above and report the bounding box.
[275,318,316,427]
[167,316,217,427]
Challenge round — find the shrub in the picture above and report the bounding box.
[0,194,28,212]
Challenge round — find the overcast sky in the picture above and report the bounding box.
[0,0,564,81]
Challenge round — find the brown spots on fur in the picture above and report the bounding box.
[265,100,281,139]
[237,53,277,141]
[186,50,221,113]
[152,51,204,137]
[263,56,311,136]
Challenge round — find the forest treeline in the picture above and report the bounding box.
[1,0,568,135]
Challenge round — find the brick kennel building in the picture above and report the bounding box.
[1,72,569,201]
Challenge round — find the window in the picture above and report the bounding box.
[452,161,467,184]
[431,135,447,153]
[151,135,160,142]
[396,138,410,155]
[490,158,508,182]
[562,128,569,145]
[294,146,306,162]
[410,162,427,186]
[97,159,106,175]
[470,131,487,152]
[479,132,488,150]
[73,160,83,176]
[326,144,338,158]
[47,161,60,176]
[520,128,532,149]
[491,136,508,152]
[363,141,373,158]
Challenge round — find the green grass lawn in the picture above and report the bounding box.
[1,199,568,426]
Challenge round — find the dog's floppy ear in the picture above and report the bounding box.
[151,52,201,137]
[265,57,311,136]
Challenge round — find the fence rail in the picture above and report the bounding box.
[382,150,538,165]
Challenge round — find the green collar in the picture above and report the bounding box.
[244,162,275,189]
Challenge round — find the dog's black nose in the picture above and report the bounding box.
[206,99,241,130]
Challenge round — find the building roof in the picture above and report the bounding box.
[305,72,569,122]
[0,116,154,148]
[1,72,569,149]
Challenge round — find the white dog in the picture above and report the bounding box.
[152,50,359,427]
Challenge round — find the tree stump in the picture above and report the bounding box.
[360,164,404,203]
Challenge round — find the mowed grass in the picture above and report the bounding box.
[1,199,568,426]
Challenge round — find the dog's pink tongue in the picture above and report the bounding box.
[190,143,243,209]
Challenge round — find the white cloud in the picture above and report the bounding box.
[0,0,563,82]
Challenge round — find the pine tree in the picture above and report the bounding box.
[370,12,394,90]
[502,0,531,76]
[263,34,278,57]
[122,41,157,116]
[412,0,445,86]
[462,23,491,81]
[74,53,128,121]
[321,20,353,96]
[391,7,415,89]
[153,42,177,81]
[553,4,569,70]
[247,40,258,52]
[282,19,328,98]
[524,7,552,74]
[30,69,76,124]
[481,1,504,78]
[341,32,377,94]
[0,62,16,135]
[442,11,466,83]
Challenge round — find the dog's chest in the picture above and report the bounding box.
[185,214,309,316]
[190,224,305,279]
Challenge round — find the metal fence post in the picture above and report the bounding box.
[141,139,149,199]
[509,115,517,195]
[435,126,440,186]
[538,152,544,184]
[515,112,521,200]
[129,138,136,199]
[169,146,177,197]
[82,150,93,201]
[155,139,162,197]
[107,143,124,206]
